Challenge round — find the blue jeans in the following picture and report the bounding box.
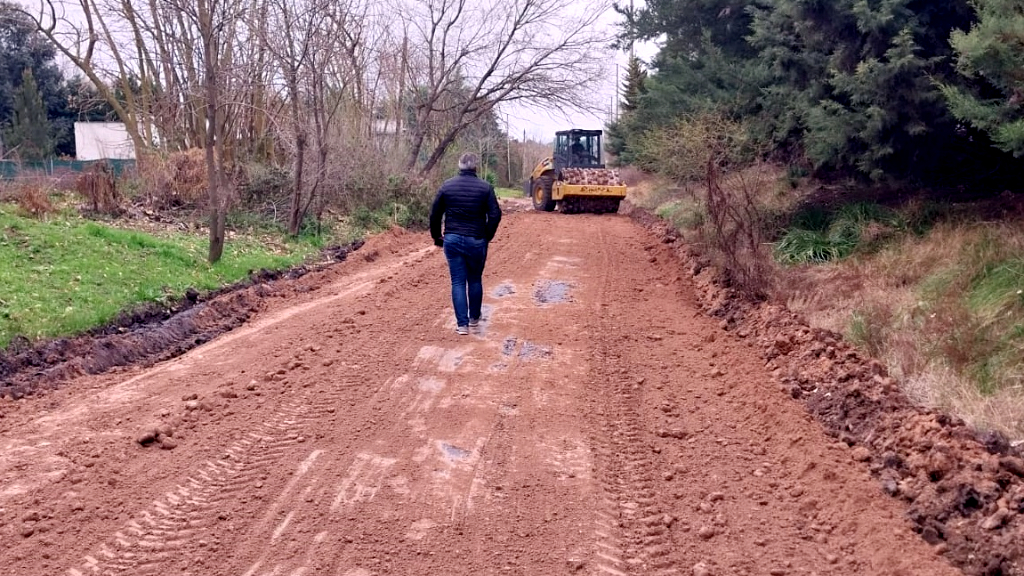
[443,233,488,327]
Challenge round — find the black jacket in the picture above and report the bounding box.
[429,169,502,242]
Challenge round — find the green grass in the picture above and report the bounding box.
[0,204,321,348]
[907,229,1024,397]
[655,198,705,231]
[775,202,907,264]
[775,228,850,263]
[347,198,431,234]
[495,187,522,199]
[964,256,1024,395]
[968,257,1024,323]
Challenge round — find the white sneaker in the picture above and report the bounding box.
[456,326,469,336]
[468,318,480,328]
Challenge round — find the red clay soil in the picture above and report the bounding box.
[0,203,1000,576]
[624,203,1024,576]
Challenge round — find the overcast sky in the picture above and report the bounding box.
[499,3,658,143]
[24,0,657,145]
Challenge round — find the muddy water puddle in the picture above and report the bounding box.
[533,280,573,305]
[491,282,516,298]
[492,337,552,371]
[441,442,472,461]
[518,341,552,360]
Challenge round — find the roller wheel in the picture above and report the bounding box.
[532,174,555,212]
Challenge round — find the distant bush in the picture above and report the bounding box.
[76,161,122,215]
[138,149,210,210]
[239,163,291,206]
[12,178,55,218]
[655,199,705,231]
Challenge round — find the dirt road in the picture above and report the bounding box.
[0,207,960,576]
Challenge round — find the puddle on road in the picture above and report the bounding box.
[440,442,472,461]
[533,280,573,305]
[501,337,518,356]
[492,336,552,370]
[492,282,516,298]
[518,341,552,360]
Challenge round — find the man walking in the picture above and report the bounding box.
[430,153,503,335]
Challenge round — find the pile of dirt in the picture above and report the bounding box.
[0,240,364,398]
[624,202,1024,576]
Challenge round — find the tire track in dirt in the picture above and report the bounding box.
[583,224,679,576]
[224,227,619,576]
[0,211,977,576]
[223,246,577,576]
[182,289,450,576]
[67,398,312,576]
[41,240,443,576]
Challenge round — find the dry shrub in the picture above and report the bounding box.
[139,149,209,209]
[314,127,431,225]
[636,113,776,296]
[702,162,776,297]
[0,181,16,202]
[75,161,122,214]
[14,178,55,218]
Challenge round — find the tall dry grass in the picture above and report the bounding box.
[631,114,782,296]
[640,160,1024,440]
[781,221,1024,440]
[137,149,210,210]
[1,177,57,218]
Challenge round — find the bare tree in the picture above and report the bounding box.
[399,0,611,174]
[190,0,244,261]
[259,0,368,235]
[16,0,589,253]
[16,0,154,154]
[124,0,244,261]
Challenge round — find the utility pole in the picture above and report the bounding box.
[522,129,527,181]
[615,63,620,121]
[506,113,512,185]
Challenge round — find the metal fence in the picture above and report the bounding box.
[0,159,137,181]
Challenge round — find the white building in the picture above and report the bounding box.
[74,122,136,160]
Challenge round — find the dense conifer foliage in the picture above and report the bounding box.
[610,0,1022,185]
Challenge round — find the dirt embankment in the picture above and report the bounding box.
[625,202,1024,576]
[0,241,363,398]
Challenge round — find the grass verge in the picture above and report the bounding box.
[785,223,1024,438]
[0,203,322,348]
[495,187,522,199]
[637,170,1024,439]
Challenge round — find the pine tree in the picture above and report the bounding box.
[617,0,756,60]
[748,0,973,179]
[607,55,649,163]
[941,0,1024,157]
[6,68,52,162]
[620,55,647,113]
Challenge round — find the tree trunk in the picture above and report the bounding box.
[420,127,462,174]
[288,131,307,236]
[201,0,225,263]
[286,57,306,236]
[406,123,428,171]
